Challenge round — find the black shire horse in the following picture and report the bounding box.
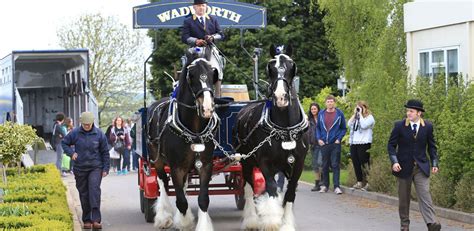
[147,47,219,230]
[233,45,309,231]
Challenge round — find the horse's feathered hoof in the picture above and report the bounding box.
[196,209,214,231]
[153,214,173,229]
[280,202,295,231]
[279,224,296,231]
[173,208,195,231]
[241,216,260,230]
[255,194,284,230]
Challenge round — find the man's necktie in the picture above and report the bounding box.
[412,124,417,137]
[199,17,204,26]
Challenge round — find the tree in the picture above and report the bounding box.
[57,13,146,126]
[317,0,389,83]
[0,122,38,184]
[147,0,339,99]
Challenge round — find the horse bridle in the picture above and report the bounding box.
[183,58,215,116]
[267,55,297,103]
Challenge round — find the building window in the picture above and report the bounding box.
[418,47,460,86]
[419,52,429,77]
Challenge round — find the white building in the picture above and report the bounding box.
[404,0,474,85]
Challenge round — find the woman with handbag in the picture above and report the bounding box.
[110,116,131,175]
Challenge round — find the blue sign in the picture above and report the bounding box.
[133,0,266,29]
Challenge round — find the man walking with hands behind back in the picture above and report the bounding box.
[387,100,441,231]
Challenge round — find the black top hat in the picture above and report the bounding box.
[404,99,425,112]
[193,0,208,4]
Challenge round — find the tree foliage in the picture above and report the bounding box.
[147,0,339,99]
[0,122,38,171]
[57,13,145,125]
[318,0,473,212]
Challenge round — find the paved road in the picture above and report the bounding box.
[64,172,473,231]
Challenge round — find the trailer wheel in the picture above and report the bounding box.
[139,190,145,213]
[234,174,245,210]
[144,197,156,223]
[235,193,245,210]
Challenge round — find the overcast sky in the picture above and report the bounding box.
[0,0,151,57]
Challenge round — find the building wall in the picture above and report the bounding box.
[406,22,473,83]
[404,1,474,33]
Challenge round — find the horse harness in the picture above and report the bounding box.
[235,99,309,160]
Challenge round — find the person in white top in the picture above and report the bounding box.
[347,101,375,190]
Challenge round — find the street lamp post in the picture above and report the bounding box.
[337,75,348,97]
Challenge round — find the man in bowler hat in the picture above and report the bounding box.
[182,0,225,96]
[387,99,441,231]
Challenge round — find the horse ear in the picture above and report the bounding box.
[270,44,276,57]
[286,44,293,57]
[205,46,212,61]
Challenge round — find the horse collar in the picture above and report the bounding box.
[261,99,309,141]
[167,99,219,144]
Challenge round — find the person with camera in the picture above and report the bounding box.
[348,101,375,191]
[387,99,441,231]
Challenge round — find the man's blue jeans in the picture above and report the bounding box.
[321,143,341,188]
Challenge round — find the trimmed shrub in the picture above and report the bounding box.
[0,165,72,230]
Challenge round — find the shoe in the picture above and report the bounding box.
[92,221,102,229]
[311,180,321,191]
[334,187,343,195]
[428,222,441,231]
[116,171,122,175]
[319,186,328,193]
[361,183,369,191]
[400,225,409,231]
[123,169,128,175]
[83,221,92,229]
[351,181,363,189]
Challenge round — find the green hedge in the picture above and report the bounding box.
[0,165,72,230]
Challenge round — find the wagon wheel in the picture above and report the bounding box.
[233,173,246,210]
[139,189,145,213]
[144,197,157,223]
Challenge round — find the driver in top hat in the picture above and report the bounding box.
[182,0,224,47]
[182,0,225,97]
[387,99,441,231]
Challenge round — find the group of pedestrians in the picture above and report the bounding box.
[306,96,440,230]
[51,112,75,176]
[105,117,138,175]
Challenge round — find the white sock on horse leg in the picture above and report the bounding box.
[241,184,259,230]
[173,207,195,231]
[154,178,174,229]
[280,202,296,231]
[196,208,214,231]
[255,193,284,231]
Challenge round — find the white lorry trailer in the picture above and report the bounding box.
[0,49,98,140]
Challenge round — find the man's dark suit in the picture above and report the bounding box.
[181,14,224,46]
[387,118,439,178]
